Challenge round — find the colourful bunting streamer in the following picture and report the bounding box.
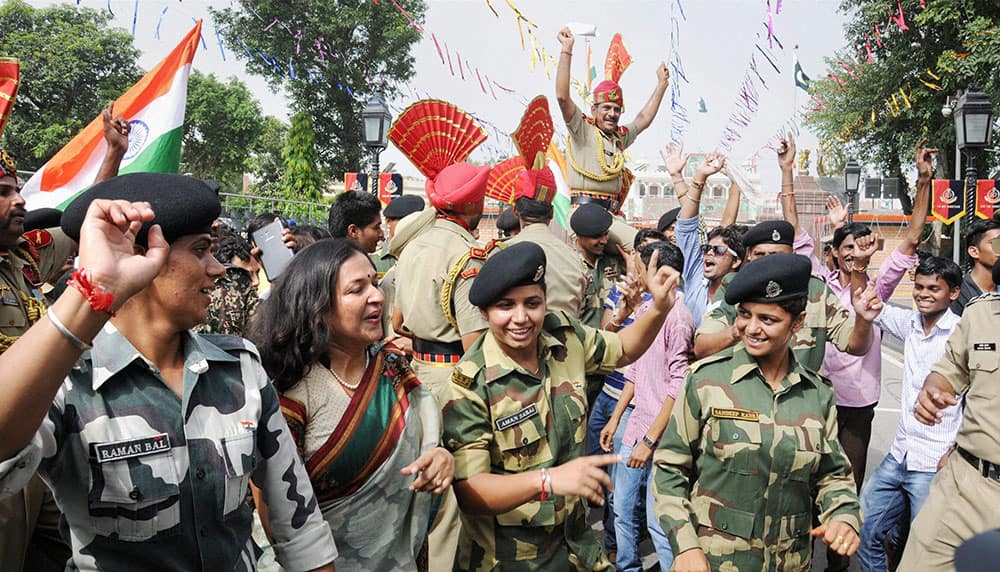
[431,34,445,64]
[155,6,168,40]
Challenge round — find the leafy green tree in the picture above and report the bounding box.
[249,115,289,197]
[805,0,1000,212]
[0,0,141,169]
[212,0,426,175]
[276,111,327,221]
[181,71,265,189]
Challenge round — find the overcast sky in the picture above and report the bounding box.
[32,0,850,177]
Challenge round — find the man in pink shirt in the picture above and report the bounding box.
[599,241,694,572]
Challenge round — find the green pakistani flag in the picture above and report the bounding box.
[794,59,811,92]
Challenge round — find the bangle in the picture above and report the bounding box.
[609,320,624,329]
[690,180,706,191]
[67,269,116,316]
[851,262,869,273]
[540,468,553,501]
[683,194,701,204]
[560,50,572,56]
[780,191,796,197]
[47,307,92,351]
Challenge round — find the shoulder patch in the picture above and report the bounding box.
[22,229,53,251]
[460,267,479,280]
[468,239,503,261]
[542,310,575,332]
[451,369,474,389]
[687,348,733,373]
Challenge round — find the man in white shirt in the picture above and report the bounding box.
[858,254,964,571]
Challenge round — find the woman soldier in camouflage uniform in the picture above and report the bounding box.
[443,241,682,571]
[653,253,873,572]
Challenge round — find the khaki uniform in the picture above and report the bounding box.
[0,228,75,572]
[370,242,396,279]
[443,311,623,571]
[564,104,638,250]
[697,274,855,372]
[653,345,861,571]
[394,217,488,571]
[899,294,1000,572]
[503,222,588,318]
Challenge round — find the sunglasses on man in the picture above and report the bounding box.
[701,244,738,257]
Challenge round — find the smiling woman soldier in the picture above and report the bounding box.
[442,241,683,571]
[0,173,336,571]
[652,253,876,572]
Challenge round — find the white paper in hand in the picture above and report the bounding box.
[566,22,598,37]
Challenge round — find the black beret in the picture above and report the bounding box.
[741,220,794,249]
[469,242,546,308]
[570,203,612,237]
[383,194,425,219]
[61,173,221,246]
[23,208,63,232]
[725,253,810,305]
[496,207,520,233]
[657,207,681,232]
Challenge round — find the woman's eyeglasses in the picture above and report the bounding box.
[701,244,737,257]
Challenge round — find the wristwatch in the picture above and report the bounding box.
[642,435,657,449]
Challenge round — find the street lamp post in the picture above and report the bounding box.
[362,97,393,196]
[844,158,862,224]
[953,84,994,268]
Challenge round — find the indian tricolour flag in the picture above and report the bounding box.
[22,21,202,210]
[546,142,572,230]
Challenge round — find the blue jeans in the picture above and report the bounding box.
[612,444,674,571]
[858,454,935,572]
[586,392,630,553]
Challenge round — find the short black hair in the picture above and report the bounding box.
[291,225,332,253]
[633,228,667,250]
[639,240,684,274]
[327,190,382,237]
[514,197,553,224]
[215,231,253,265]
[915,255,962,289]
[776,297,808,317]
[707,225,746,264]
[246,212,288,245]
[965,218,1000,250]
[832,222,872,248]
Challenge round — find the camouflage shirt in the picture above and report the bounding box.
[193,267,259,337]
[443,311,623,571]
[370,243,396,280]
[579,253,625,329]
[652,345,861,571]
[696,274,854,372]
[0,325,336,571]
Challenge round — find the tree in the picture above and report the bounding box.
[181,71,265,190]
[0,0,141,169]
[212,0,426,175]
[249,115,289,197]
[804,0,1000,212]
[277,111,326,221]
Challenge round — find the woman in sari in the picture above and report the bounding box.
[250,238,453,571]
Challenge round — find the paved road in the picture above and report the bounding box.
[593,338,908,571]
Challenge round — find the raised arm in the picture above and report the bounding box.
[678,151,725,220]
[555,28,579,124]
[94,101,131,185]
[902,138,937,256]
[720,175,741,227]
[845,281,882,356]
[0,200,166,460]
[777,133,800,233]
[660,143,691,210]
[616,253,681,365]
[631,63,671,134]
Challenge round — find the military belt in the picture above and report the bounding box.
[412,337,464,364]
[570,192,618,213]
[958,446,1000,482]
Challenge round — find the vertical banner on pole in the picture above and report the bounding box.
[378,173,403,205]
[931,179,965,224]
[974,179,1000,219]
[344,172,369,193]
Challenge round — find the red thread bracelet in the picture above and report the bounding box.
[68,269,116,316]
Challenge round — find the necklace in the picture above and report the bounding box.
[329,353,370,391]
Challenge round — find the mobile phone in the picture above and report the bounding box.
[252,220,294,280]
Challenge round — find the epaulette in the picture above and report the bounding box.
[450,360,479,389]
[440,240,507,330]
[542,310,575,332]
[22,229,53,253]
[468,238,503,261]
[686,347,734,374]
[200,333,261,358]
[966,291,1000,308]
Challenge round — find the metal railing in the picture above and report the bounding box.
[218,192,331,228]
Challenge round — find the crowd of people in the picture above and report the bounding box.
[1,26,999,572]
